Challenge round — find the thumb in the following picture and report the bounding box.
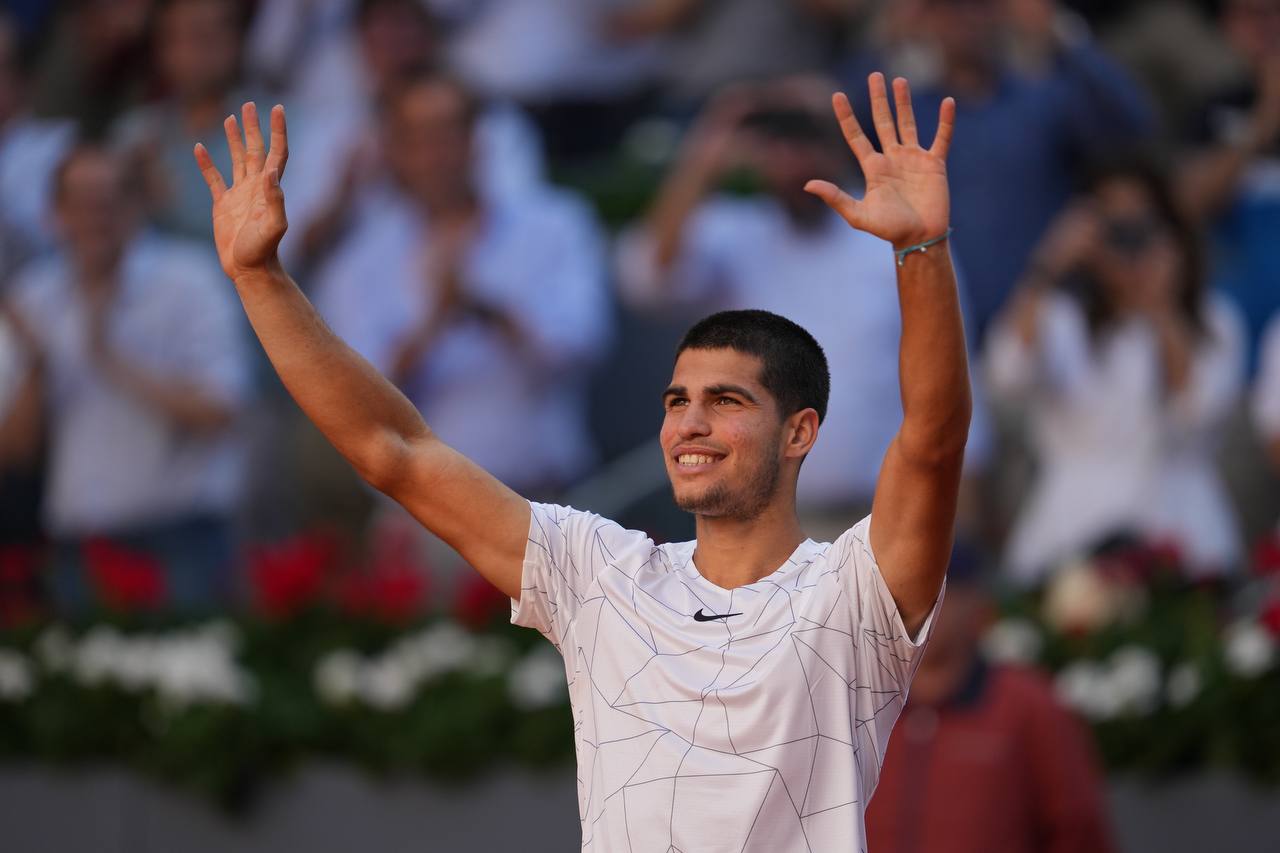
[804,180,867,230]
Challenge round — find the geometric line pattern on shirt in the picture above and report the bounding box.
[516,504,926,853]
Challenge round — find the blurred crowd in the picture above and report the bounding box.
[0,0,1278,615]
[2,1,1279,849]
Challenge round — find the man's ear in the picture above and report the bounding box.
[783,408,820,460]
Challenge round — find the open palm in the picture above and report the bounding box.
[193,102,290,279]
[805,74,954,250]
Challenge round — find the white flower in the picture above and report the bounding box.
[0,649,34,701]
[507,646,566,711]
[314,650,362,705]
[360,658,415,712]
[1055,660,1117,720]
[1223,620,1277,678]
[1107,646,1161,716]
[981,618,1043,664]
[66,624,254,707]
[1043,560,1140,635]
[1166,662,1202,708]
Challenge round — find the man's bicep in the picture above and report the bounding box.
[394,437,531,600]
[867,436,962,635]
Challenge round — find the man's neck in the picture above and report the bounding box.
[180,91,230,136]
[691,502,808,590]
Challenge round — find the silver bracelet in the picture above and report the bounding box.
[895,227,953,267]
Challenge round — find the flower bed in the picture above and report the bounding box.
[0,532,1278,808]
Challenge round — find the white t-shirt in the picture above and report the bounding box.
[513,502,942,852]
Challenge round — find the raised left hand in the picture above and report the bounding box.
[805,73,953,250]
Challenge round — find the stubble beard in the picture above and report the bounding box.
[674,443,783,523]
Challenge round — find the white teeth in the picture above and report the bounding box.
[677,454,717,465]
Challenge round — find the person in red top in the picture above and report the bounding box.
[867,547,1115,853]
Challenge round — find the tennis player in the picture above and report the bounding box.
[195,71,970,852]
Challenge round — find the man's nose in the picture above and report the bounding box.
[677,403,711,439]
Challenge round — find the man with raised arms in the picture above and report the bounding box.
[194,72,970,851]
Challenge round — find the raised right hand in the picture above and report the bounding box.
[194,102,290,280]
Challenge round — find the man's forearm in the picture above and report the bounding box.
[894,244,972,461]
[233,260,432,491]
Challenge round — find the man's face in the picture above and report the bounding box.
[384,82,474,203]
[660,347,788,521]
[55,150,136,273]
[359,0,437,91]
[1223,0,1280,66]
[156,0,241,100]
[925,0,1001,67]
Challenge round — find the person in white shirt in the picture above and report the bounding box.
[195,72,969,851]
[314,73,610,494]
[986,159,1245,583]
[275,0,546,271]
[619,83,990,533]
[2,144,250,612]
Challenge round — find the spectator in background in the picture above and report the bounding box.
[985,159,1245,584]
[0,12,75,253]
[866,548,1115,853]
[1254,314,1280,478]
[439,0,665,161]
[111,0,256,242]
[0,145,249,613]
[315,74,610,500]
[282,0,545,271]
[611,0,857,112]
[1181,0,1280,372]
[841,0,1153,341]
[27,0,153,134]
[618,83,989,539]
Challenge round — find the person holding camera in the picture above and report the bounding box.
[985,160,1245,583]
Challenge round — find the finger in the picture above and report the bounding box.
[831,92,875,163]
[242,102,266,174]
[262,168,288,227]
[193,143,227,200]
[264,104,290,179]
[804,180,869,231]
[868,72,898,148]
[929,97,956,160]
[892,77,919,147]
[224,114,246,183]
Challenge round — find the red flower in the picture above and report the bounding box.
[1261,597,1280,639]
[84,538,166,611]
[0,545,44,627]
[336,524,429,623]
[247,531,338,619]
[454,572,509,631]
[1251,534,1280,578]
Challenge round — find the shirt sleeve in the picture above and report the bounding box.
[831,516,944,790]
[1166,295,1245,438]
[512,501,634,651]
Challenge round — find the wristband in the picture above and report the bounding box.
[895,227,953,267]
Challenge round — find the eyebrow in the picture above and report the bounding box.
[661,383,759,404]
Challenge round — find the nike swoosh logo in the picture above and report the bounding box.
[693,608,743,622]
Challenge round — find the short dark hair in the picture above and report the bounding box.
[677,310,830,423]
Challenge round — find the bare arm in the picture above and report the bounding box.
[805,75,970,635]
[194,103,529,598]
[1181,57,1280,220]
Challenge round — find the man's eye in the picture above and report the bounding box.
[716,396,739,406]
[666,398,688,409]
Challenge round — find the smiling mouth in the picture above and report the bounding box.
[675,453,723,469]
